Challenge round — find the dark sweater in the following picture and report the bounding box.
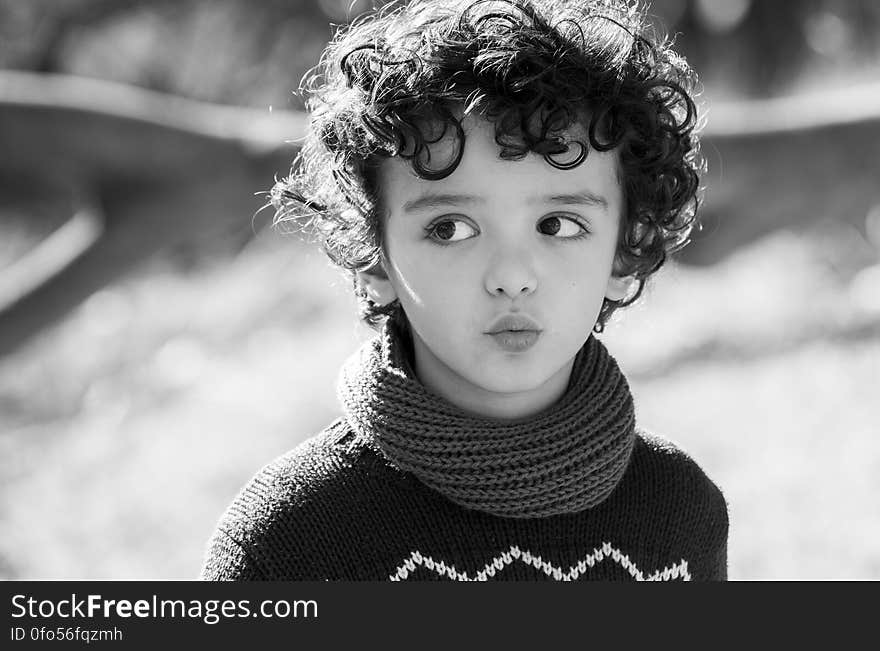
[201,418,729,581]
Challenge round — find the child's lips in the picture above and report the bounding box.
[484,314,542,352]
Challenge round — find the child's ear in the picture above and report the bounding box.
[356,266,398,306]
[605,273,635,302]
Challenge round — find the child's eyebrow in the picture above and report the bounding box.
[400,190,609,213]
[530,192,609,211]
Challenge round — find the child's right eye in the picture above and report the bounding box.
[425,218,478,243]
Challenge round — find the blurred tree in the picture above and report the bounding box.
[2,0,880,105]
[663,0,880,96]
[0,72,306,355]
[688,87,880,266]
[0,0,332,109]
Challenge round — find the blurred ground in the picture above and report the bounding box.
[0,218,877,580]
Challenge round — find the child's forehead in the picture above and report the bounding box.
[378,114,620,206]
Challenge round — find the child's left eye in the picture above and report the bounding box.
[537,215,588,238]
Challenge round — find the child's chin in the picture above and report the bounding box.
[470,371,551,395]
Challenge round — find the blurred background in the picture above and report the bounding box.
[1,0,878,580]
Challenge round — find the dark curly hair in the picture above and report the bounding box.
[271,0,704,332]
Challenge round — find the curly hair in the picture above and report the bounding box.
[271,0,704,332]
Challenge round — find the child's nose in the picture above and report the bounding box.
[483,248,537,299]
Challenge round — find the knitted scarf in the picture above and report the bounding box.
[338,316,637,519]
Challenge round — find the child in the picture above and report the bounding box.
[201,0,728,581]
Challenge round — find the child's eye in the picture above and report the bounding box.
[537,215,589,238]
[426,218,478,243]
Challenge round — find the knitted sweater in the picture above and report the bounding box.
[200,418,729,581]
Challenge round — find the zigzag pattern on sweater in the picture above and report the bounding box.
[388,542,691,581]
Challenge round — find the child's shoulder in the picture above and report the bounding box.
[618,429,729,580]
[201,417,382,580]
[222,417,372,521]
[627,428,729,520]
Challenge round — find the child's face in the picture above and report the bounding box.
[363,115,631,419]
